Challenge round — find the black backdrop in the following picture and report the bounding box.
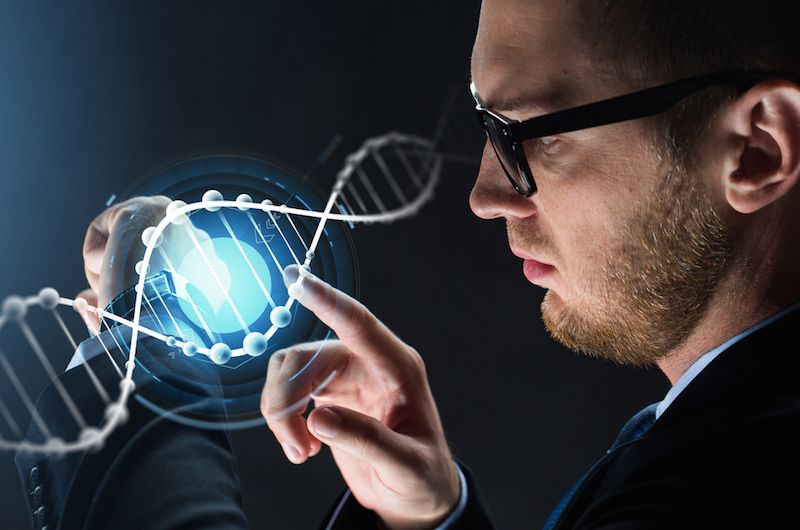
[0,2,667,528]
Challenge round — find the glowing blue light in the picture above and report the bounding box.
[176,237,272,334]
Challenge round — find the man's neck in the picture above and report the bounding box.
[657,268,799,385]
[656,198,800,385]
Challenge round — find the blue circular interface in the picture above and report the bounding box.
[120,155,358,430]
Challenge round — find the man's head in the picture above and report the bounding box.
[469,0,800,367]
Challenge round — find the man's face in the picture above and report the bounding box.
[469,0,733,365]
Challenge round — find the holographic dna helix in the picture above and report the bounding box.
[0,131,449,454]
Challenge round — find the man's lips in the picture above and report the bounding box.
[511,247,556,286]
[522,259,556,284]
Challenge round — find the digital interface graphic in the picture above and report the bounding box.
[0,131,453,454]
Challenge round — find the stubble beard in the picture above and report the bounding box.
[541,162,734,367]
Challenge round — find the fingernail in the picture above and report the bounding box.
[287,280,305,300]
[282,443,303,463]
[313,408,341,439]
[282,265,300,288]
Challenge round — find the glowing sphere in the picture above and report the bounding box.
[135,260,149,276]
[79,426,100,442]
[243,332,268,356]
[80,427,103,451]
[270,306,292,328]
[236,194,253,210]
[210,343,232,365]
[167,200,189,224]
[288,282,305,300]
[165,336,177,347]
[44,437,65,454]
[141,226,163,248]
[105,403,129,424]
[73,297,88,313]
[202,189,224,211]
[37,288,60,310]
[182,342,198,357]
[2,296,26,322]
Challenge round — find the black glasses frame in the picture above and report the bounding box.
[474,70,800,197]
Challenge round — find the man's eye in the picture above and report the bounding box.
[533,137,560,154]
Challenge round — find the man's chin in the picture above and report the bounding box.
[541,291,625,360]
[540,289,568,325]
[540,290,579,348]
[540,291,663,367]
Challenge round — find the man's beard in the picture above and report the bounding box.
[542,162,734,367]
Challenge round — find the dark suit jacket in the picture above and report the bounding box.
[15,326,249,530]
[551,306,800,529]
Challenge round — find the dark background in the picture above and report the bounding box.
[0,2,667,528]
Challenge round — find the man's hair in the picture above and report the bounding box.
[587,1,800,167]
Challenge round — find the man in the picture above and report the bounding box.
[261,0,800,528]
[18,1,800,529]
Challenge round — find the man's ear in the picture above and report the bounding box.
[719,80,800,214]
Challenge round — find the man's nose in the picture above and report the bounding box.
[469,140,538,220]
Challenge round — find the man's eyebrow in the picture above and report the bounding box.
[470,81,486,106]
[470,80,571,115]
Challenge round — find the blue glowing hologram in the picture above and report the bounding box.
[176,237,272,335]
[0,129,447,453]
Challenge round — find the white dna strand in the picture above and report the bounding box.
[0,131,446,454]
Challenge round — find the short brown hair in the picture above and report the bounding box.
[587,1,800,167]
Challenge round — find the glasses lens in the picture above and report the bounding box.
[481,113,535,196]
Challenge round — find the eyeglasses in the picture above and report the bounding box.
[473,70,800,197]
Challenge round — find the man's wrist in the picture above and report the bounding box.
[434,464,468,530]
[376,462,467,530]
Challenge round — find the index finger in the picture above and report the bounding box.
[283,265,410,367]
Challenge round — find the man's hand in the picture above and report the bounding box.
[82,196,170,308]
[79,195,215,330]
[261,265,461,530]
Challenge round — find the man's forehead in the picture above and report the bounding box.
[471,0,597,116]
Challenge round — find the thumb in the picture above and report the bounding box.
[308,406,416,471]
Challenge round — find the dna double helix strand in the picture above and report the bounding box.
[0,130,457,455]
